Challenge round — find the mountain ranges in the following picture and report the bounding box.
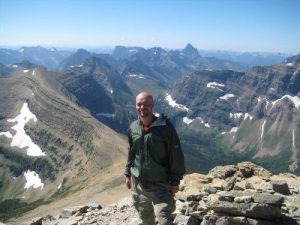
[0,44,299,222]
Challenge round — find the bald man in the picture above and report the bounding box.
[124,92,185,225]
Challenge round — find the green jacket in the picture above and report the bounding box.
[124,115,185,185]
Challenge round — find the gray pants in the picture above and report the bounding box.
[131,177,175,225]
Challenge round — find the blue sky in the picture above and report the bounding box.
[0,0,299,54]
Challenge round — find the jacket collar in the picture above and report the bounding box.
[138,114,167,128]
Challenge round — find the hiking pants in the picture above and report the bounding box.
[131,177,175,225]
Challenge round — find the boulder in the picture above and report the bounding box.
[271,180,290,195]
[252,193,284,207]
[237,162,272,178]
[173,214,200,225]
[60,206,89,218]
[207,201,281,220]
[208,165,237,179]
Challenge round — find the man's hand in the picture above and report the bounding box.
[170,185,179,195]
[125,176,131,189]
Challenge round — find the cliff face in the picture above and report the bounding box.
[0,65,127,220]
[162,58,300,175]
[19,162,300,225]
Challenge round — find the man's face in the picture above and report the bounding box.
[136,95,154,118]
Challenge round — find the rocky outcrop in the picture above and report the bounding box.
[23,162,300,225]
[176,161,300,225]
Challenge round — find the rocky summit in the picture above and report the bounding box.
[18,162,300,225]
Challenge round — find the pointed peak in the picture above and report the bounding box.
[182,43,199,57]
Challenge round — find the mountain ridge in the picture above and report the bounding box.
[0,66,128,221]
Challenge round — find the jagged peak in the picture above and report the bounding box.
[182,43,199,57]
[75,48,91,55]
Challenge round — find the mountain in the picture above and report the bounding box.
[182,43,200,57]
[0,64,13,76]
[0,65,127,221]
[57,49,119,72]
[119,59,167,98]
[199,49,291,68]
[112,45,145,60]
[0,46,72,70]
[285,53,300,64]
[115,44,245,80]
[56,49,92,71]
[57,56,135,132]
[158,55,300,175]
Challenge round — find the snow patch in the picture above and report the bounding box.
[292,129,295,148]
[23,70,29,73]
[230,112,253,121]
[96,113,114,118]
[12,65,18,68]
[244,113,253,120]
[129,49,138,53]
[183,117,193,125]
[261,120,266,139]
[286,62,294,67]
[219,93,235,100]
[58,183,62,189]
[32,70,35,76]
[207,82,225,91]
[272,95,300,109]
[165,94,189,111]
[230,127,238,133]
[69,64,83,68]
[182,116,210,128]
[230,113,243,120]
[24,170,44,189]
[128,74,145,79]
[6,103,45,156]
[265,100,270,110]
[0,131,13,139]
[110,89,113,94]
[257,97,262,103]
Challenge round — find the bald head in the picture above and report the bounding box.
[136,91,154,118]
[136,91,154,103]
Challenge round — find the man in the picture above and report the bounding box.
[124,91,185,225]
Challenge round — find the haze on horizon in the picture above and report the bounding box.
[0,0,299,54]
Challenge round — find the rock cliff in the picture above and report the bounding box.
[21,162,300,225]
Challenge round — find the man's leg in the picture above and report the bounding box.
[132,178,156,225]
[151,183,176,225]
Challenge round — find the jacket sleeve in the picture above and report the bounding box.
[168,122,185,186]
[124,128,134,177]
